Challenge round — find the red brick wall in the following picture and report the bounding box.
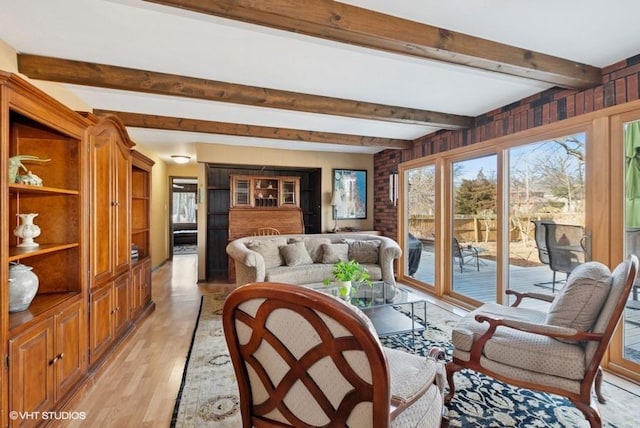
[374,54,640,240]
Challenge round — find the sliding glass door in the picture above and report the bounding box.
[451,155,497,302]
[404,164,436,286]
[610,112,640,381]
[507,134,586,305]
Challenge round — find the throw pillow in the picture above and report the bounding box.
[347,240,381,264]
[321,243,349,264]
[246,238,286,268]
[546,261,612,339]
[280,242,314,266]
[288,237,330,263]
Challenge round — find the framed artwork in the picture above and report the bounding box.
[332,169,367,219]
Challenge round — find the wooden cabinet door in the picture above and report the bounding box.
[113,274,130,337]
[90,132,114,286]
[141,259,152,306]
[55,301,85,401]
[130,263,142,316]
[9,318,55,427]
[114,139,131,275]
[89,284,114,365]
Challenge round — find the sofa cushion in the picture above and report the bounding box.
[322,243,349,264]
[347,240,380,264]
[280,242,314,266]
[546,262,611,338]
[266,263,335,284]
[246,237,287,268]
[288,237,330,263]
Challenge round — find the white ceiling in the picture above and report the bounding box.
[1,0,639,163]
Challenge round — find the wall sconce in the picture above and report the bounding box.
[331,192,340,232]
[171,155,191,164]
[389,170,399,206]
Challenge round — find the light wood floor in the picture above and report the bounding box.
[60,253,639,427]
[62,254,234,427]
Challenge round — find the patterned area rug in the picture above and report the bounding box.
[171,294,640,427]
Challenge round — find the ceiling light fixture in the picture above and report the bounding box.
[171,155,191,164]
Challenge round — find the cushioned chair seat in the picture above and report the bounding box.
[223,282,446,427]
[445,256,639,428]
[452,303,586,380]
[384,347,444,427]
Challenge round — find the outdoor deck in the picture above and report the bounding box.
[411,248,640,362]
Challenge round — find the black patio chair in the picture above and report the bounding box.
[407,233,422,276]
[453,237,479,273]
[544,223,587,292]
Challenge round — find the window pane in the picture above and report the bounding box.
[452,155,497,302]
[624,120,640,363]
[406,165,436,284]
[508,133,585,307]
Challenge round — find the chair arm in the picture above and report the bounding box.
[505,289,555,307]
[469,314,603,361]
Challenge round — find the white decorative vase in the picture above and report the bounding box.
[14,213,41,248]
[9,263,39,312]
[338,280,352,301]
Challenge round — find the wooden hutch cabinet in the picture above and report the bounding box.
[227,175,304,281]
[0,72,89,427]
[0,73,154,426]
[230,175,301,209]
[228,175,304,240]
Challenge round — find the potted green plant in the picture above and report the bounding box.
[324,259,372,300]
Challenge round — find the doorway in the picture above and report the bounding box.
[170,177,198,257]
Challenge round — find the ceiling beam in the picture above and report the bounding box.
[95,109,413,149]
[145,0,601,89]
[18,54,472,129]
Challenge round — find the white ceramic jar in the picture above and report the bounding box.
[9,263,39,312]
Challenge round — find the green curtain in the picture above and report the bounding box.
[626,121,640,227]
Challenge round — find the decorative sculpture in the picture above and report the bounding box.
[8,155,50,184]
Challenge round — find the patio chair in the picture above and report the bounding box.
[223,282,447,427]
[445,255,638,428]
[531,220,555,289]
[452,238,479,273]
[545,223,587,292]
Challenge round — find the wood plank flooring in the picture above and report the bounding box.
[61,255,234,427]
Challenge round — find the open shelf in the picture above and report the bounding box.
[9,183,79,195]
[8,242,79,262]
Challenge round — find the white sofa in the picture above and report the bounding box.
[226,233,402,288]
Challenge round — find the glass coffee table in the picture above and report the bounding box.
[307,281,427,349]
